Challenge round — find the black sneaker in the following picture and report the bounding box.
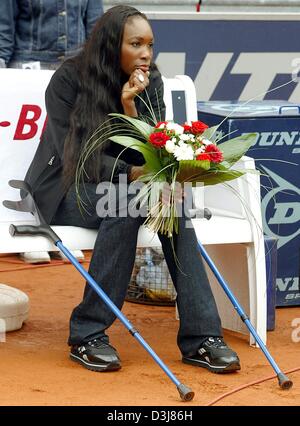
[182,337,241,373]
[70,338,121,372]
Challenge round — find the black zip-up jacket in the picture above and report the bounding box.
[23,59,165,224]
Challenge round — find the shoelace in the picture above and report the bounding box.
[205,337,226,348]
[87,339,108,348]
[87,339,115,350]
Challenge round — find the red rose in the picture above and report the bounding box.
[196,153,210,161]
[183,124,192,133]
[205,144,223,163]
[191,121,209,135]
[155,121,168,129]
[149,132,170,148]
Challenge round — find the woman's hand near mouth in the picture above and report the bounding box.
[121,68,150,116]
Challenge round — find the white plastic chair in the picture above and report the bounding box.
[0,70,266,345]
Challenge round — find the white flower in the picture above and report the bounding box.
[178,140,188,148]
[165,139,176,154]
[166,122,184,135]
[202,138,212,146]
[173,144,194,161]
[179,133,190,142]
[195,146,205,155]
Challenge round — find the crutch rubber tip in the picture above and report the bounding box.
[278,373,293,390]
[177,384,195,402]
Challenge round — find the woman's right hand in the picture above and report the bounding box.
[121,69,150,103]
[121,70,150,117]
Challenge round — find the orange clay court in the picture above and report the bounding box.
[0,251,299,406]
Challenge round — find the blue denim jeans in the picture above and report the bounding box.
[51,183,222,356]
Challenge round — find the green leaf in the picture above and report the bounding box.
[109,113,153,139]
[187,169,245,186]
[176,159,211,182]
[175,156,247,185]
[218,133,256,166]
[109,135,163,176]
[202,169,245,186]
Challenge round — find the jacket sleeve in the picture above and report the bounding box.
[0,0,18,65]
[44,64,78,160]
[84,0,104,38]
[44,62,130,181]
[99,153,131,183]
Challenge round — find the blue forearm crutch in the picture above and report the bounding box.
[3,180,194,402]
[197,240,292,390]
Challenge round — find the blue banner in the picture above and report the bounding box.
[150,16,300,103]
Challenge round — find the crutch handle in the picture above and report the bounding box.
[204,207,212,220]
[9,224,61,244]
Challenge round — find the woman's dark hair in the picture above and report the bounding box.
[63,5,149,187]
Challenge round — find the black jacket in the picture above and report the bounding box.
[24,59,165,224]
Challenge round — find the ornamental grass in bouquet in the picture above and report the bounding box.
[76,113,256,237]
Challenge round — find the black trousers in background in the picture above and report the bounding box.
[51,183,222,357]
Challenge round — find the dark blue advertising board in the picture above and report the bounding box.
[197,101,300,306]
[149,14,300,103]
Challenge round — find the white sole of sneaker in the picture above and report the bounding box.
[182,357,241,373]
[70,353,121,372]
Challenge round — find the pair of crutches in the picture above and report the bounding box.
[3,180,292,402]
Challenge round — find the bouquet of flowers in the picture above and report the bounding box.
[76,114,256,237]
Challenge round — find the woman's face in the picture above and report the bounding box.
[120,16,154,76]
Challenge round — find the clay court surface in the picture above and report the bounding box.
[0,252,299,407]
